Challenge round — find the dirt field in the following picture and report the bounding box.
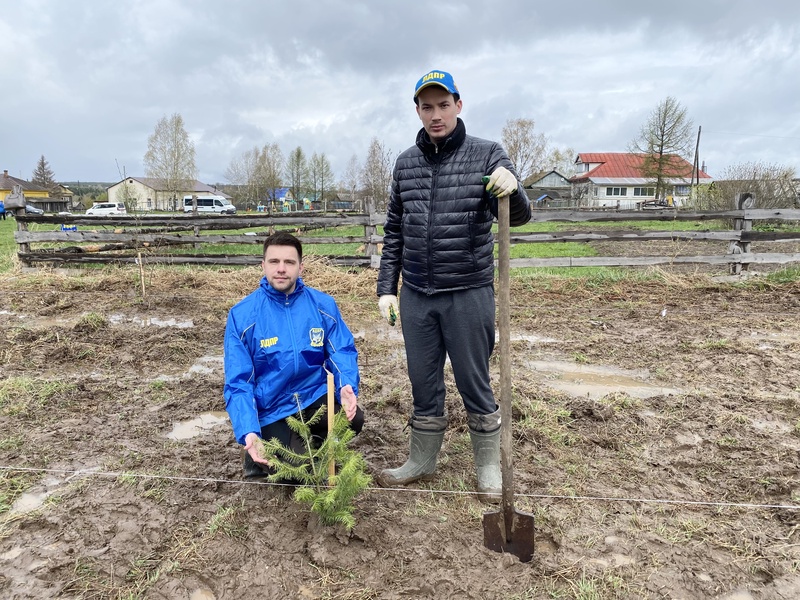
[1,258,800,599]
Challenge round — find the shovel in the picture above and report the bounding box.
[482,182,535,562]
[327,370,336,478]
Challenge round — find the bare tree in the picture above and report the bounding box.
[285,147,308,208]
[225,146,258,209]
[225,146,261,210]
[501,118,549,185]
[308,152,335,209]
[703,161,798,210]
[360,138,393,211]
[545,146,577,176]
[143,113,197,210]
[629,96,694,200]
[571,181,592,208]
[341,154,361,205]
[260,143,285,209]
[31,155,58,193]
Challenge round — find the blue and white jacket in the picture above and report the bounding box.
[223,277,359,445]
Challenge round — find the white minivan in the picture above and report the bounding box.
[183,195,236,214]
[86,202,127,216]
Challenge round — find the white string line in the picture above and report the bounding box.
[2,465,798,512]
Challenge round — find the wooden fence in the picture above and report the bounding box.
[11,203,800,274]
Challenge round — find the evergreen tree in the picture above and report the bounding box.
[31,155,57,191]
[259,398,371,531]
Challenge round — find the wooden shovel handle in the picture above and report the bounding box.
[327,371,335,478]
[498,196,515,538]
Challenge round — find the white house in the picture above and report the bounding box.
[569,153,713,209]
[107,177,232,211]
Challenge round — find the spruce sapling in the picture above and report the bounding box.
[258,395,371,531]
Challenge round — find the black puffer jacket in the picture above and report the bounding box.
[377,119,531,297]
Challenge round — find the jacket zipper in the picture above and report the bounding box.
[427,146,440,295]
[284,294,300,378]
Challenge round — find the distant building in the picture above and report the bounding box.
[0,169,69,213]
[525,169,573,207]
[107,177,232,211]
[570,153,713,208]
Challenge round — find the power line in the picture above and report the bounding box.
[704,130,800,141]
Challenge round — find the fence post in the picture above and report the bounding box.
[365,196,378,258]
[728,192,755,275]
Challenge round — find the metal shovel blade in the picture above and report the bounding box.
[483,506,536,563]
[481,189,535,563]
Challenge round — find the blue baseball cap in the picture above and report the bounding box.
[414,70,459,101]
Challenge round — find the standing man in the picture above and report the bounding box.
[376,69,531,499]
[224,231,364,479]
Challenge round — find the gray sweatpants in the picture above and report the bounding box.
[399,285,497,417]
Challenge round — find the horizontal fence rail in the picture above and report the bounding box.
[12,204,800,273]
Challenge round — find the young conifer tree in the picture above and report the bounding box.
[258,397,371,531]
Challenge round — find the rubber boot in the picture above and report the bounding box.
[377,415,447,486]
[242,449,268,479]
[468,409,502,503]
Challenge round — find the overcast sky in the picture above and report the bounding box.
[2,0,799,185]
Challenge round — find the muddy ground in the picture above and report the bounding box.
[1,252,800,599]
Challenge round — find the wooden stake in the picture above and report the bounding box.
[327,371,335,478]
[137,252,146,299]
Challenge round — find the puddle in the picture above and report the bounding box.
[751,418,793,434]
[11,491,53,514]
[511,333,560,344]
[353,327,404,341]
[0,546,24,560]
[527,360,682,399]
[8,474,69,516]
[353,328,560,345]
[167,412,229,440]
[1,311,195,329]
[188,355,224,375]
[6,466,99,517]
[154,355,224,382]
[108,314,194,328]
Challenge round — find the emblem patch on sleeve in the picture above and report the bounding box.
[309,328,324,347]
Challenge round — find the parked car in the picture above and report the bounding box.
[25,204,45,215]
[183,195,236,214]
[86,202,127,216]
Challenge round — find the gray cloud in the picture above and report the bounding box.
[2,0,799,183]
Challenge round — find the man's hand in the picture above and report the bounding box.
[244,432,271,466]
[485,166,518,198]
[340,384,358,421]
[378,294,399,325]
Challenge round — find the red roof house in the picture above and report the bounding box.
[570,153,712,208]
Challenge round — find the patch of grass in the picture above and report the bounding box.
[75,312,108,331]
[116,469,174,502]
[567,573,603,600]
[0,435,24,451]
[571,351,589,364]
[0,377,77,416]
[599,392,642,411]
[699,338,730,350]
[762,265,800,284]
[207,504,247,539]
[514,393,576,448]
